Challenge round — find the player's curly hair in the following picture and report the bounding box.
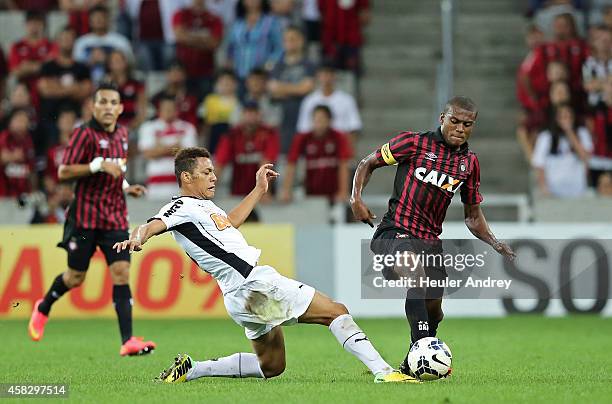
[174,147,211,186]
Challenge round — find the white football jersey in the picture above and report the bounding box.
[150,196,261,294]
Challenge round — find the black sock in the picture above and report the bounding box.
[38,274,70,316]
[405,287,430,346]
[113,285,133,344]
[427,306,444,338]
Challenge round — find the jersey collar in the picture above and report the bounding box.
[434,126,469,153]
[89,118,121,134]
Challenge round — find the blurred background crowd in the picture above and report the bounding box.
[0,0,368,223]
[0,0,611,226]
[517,0,612,198]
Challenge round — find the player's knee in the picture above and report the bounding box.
[63,271,85,288]
[110,265,130,284]
[325,302,349,325]
[260,359,286,378]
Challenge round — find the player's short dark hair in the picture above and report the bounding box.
[444,96,478,115]
[313,104,333,119]
[174,147,212,187]
[93,81,121,102]
[89,5,109,16]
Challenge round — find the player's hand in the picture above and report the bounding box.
[101,161,123,178]
[255,163,279,194]
[350,198,376,227]
[493,241,516,261]
[113,239,142,253]
[126,184,147,198]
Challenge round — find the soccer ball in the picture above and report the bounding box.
[407,337,452,381]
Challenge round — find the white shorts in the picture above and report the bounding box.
[223,265,316,340]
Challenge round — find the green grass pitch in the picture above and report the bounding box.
[1,316,611,403]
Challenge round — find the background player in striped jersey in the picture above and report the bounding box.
[28,82,156,356]
[350,96,516,374]
[113,147,417,384]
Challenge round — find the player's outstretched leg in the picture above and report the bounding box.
[109,261,156,356]
[298,291,420,383]
[29,269,85,341]
[159,327,284,383]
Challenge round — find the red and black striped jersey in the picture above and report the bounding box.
[375,128,483,240]
[62,119,129,230]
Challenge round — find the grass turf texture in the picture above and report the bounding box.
[1,317,611,403]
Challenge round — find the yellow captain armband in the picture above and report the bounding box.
[380,143,397,165]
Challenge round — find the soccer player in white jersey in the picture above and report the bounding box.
[113,147,418,384]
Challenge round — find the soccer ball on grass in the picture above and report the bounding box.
[407,337,452,381]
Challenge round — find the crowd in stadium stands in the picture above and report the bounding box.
[517,0,612,198]
[0,0,369,223]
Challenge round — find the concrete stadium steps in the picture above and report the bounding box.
[454,0,529,192]
[361,107,433,140]
[367,15,441,46]
[361,78,435,108]
[456,0,524,15]
[371,0,440,16]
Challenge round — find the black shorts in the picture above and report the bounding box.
[57,218,130,272]
[371,226,446,299]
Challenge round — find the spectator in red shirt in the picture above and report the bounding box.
[8,11,55,109]
[104,50,146,131]
[0,108,36,198]
[317,0,370,78]
[151,60,200,127]
[528,13,589,105]
[517,25,546,128]
[172,0,224,100]
[215,100,280,196]
[59,0,106,36]
[124,0,187,71]
[587,75,612,189]
[280,104,352,203]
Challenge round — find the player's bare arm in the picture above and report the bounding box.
[350,152,385,227]
[228,164,279,228]
[58,159,123,180]
[113,219,167,253]
[463,203,516,260]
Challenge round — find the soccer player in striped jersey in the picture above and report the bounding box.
[350,96,516,375]
[28,82,156,356]
[113,147,417,384]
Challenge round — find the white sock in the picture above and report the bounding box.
[329,314,393,376]
[186,353,265,380]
